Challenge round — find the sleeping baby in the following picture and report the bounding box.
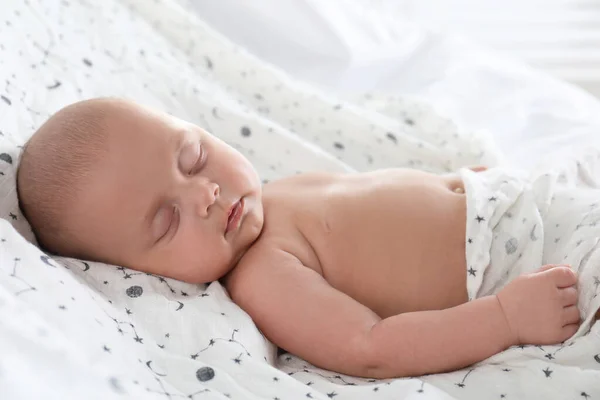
[16,98,600,378]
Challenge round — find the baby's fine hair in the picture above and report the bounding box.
[17,98,111,256]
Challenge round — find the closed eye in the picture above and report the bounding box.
[155,205,180,243]
[188,143,206,176]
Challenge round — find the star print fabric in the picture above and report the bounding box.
[461,163,600,336]
[0,0,600,399]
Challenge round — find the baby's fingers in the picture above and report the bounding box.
[561,323,580,341]
[549,266,578,288]
[535,264,571,274]
[560,287,578,306]
[563,305,581,326]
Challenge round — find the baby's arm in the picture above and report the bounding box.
[228,251,575,378]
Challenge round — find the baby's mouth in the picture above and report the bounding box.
[225,198,244,235]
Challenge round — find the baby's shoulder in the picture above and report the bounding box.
[224,243,304,298]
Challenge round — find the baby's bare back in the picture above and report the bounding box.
[251,169,469,318]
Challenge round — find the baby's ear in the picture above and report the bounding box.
[468,165,488,173]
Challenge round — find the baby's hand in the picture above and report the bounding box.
[496,265,580,345]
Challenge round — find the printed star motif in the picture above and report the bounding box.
[468,238,473,244]
[475,215,485,223]
[200,293,209,297]
[373,387,379,392]
[545,353,555,360]
[306,381,313,386]
[500,395,506,398]
[581,392,591,399]
[123,273,132,279]
[126,308,132,315]
[327,392,337,398]
[134,336,143,344]
[181,291,188,296]
[468,267,477,277]
[209,339,215,346]
[103,345,111,353]
[285,356,292,361]
[488,196,497,202]
[58,305,66,310]
[306,394,313,399]
[9,212,17,220]
[543,367,553,378]
[165,333,170,338]
[233,356,242,364]
[273,377,279,382]
[456,383,465,388]
[502,368,511,372]
[191,354,198,360]
[157,344,165,349]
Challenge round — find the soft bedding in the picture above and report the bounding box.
[1,1,600,399]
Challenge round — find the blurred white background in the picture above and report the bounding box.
[188,0,600,166]
[189,0,600,98]
[375,0,600,98]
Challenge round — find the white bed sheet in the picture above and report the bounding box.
[2,1,600,400]
[185,0,600,169]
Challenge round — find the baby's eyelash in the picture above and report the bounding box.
[157,205,179,242]
[188,145,205,175]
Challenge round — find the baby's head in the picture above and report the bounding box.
[17,98,264,283]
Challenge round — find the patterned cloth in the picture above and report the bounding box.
[462,166,600,334]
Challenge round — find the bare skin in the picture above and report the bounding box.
[247,169,472,318]
[35,99,584,379]
[226,171,581,377]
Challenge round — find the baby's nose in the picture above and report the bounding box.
[190,180,220,218]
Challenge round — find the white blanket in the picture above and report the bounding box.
[1,1,599,399]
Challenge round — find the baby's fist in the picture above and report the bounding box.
[497,265,580,345]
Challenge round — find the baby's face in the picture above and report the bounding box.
[75,103,263,283]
